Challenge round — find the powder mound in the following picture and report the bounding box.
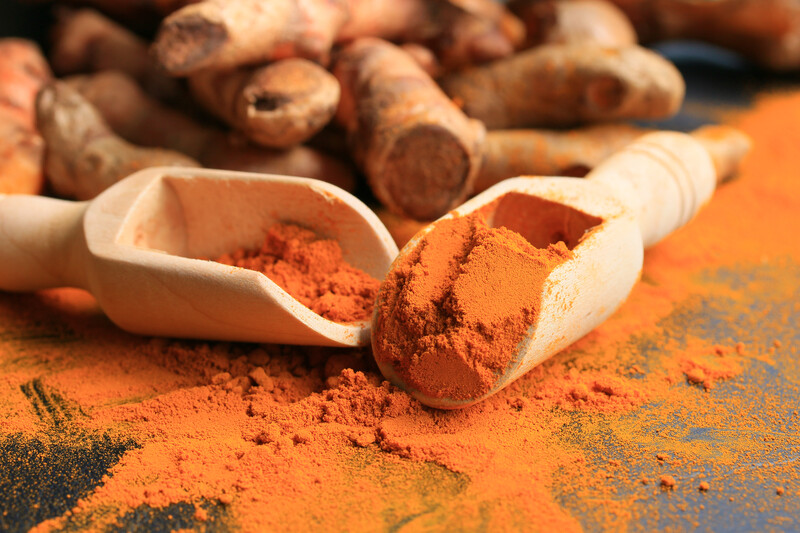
[213,223,380,323]
[315,369,417,426]
[679,349,742,391]
[374,211,572,401]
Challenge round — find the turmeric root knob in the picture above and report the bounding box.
[334,38,485,221]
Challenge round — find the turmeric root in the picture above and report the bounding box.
[0,39,52,195]
[65,70,355,191]
[334,38,485,220]
[438,43,684,129]
[410,0,525,70]
[188,59,340,149]
[608,0,800,70]
[476,123,751,193]
[509,0,637,48]
[152,0,523,75]
[27,0,197,24]
[50,8,184,104]
[475,124,644,193]
[400,43,442,78]
[36,81,200,200]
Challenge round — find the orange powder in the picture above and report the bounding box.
[374,210,572,401]
[213,223,380,323]
[3,89,800,532]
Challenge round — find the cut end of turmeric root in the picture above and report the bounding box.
[189,58,341,149]
[242,59,339,123]
[381,123,478,221]
[334,38,485,221]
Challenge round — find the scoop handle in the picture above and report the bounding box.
[586,131,716,248]
[0,194,90,291]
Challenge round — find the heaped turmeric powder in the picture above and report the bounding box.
[373,211,571,401]
[213,223,380,323]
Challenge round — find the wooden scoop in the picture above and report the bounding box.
[0,168,398,346]
[372,131,718,408]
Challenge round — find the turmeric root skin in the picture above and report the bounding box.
[153,0,344,75]
[67,71,355,192]
[36,82,199,200]
[334,38,485,221]
[476,123,751,193]
[609,0,800,70]
[50,8,184,104]
[509,0,637,48]
[153,0,523,75]
[476,124,644,193]
[439,43,685,129]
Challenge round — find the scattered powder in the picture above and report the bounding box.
[1,89,800,531]
[213,223,380,323]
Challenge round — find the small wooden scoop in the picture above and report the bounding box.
[372,132,719,408]
[0,168,398,346]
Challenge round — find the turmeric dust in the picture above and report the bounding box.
[2,89,800,531]
[212,223,380,323]
[374,210,571,401]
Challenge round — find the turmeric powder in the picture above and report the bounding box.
[2,87,800,533]
[213,223,380,324]
[373,210,572,401]
[0,39,51,195]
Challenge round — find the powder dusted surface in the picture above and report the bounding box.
[374,213,572,401]
[213,223,380,323]
[2,91,800,532]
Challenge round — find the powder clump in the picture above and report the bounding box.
[374,211,572,401]
[214,223,380,323]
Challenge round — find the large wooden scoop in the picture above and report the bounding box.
[372,131,722,408]
[0,168,398,346]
